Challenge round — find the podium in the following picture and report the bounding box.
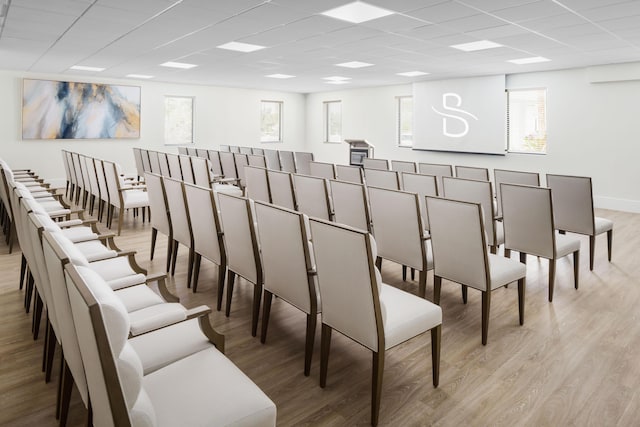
[344,139,374,167]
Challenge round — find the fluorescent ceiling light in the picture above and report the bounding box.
[266,74,295,79]
[323,76,351,81]
[160,61,198,69]
[321,1,394,24]
[451,40,503,52]
[217,41,266,53]
[507,56,550,65]
[69,65,105,72]
[126,74,154,79]
[326,80,350,85]
[336,61,374,68]
[397,71,429,77]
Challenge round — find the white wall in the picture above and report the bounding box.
[0,70,306,184]
[305,67,640,212]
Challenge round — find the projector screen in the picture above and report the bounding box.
[413,75,506,155]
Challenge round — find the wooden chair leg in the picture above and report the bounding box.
[461,285,468,304]
[170,241,179,276]
[216,263,226,312]
[165,237,173,273]
[260,291,273,344]
[59,361,73,427]
[517,278,525,325]
[607,230,613,262]
[33,292,43,340]
[45,322,57,383]
[504,248,511,258]
[251,284,262,337]
[411,268,415,281]
[187,248,195,290]
[192,253,202,293]
[548,259,556,302]
[56,353,64,419]
[320,324,332,388]
[418,270,427,298]
[116,207,124,236]
[375,256,382,270]
[481,291,491,345]
[490,245,497,254]
[371,350,385,426]
[589,235,595,271]
[434,275,442,305]
[402,265,406,281]
[520,252,527,264]
[304,312,317,376]
[573,250,580,290]
[150,228,158,260]
[19,254,26,290]
[431,325,441,387]
[225,271,236,317]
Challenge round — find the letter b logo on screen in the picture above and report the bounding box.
[431,93,478,138]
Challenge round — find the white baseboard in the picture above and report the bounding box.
[594,196,640,213]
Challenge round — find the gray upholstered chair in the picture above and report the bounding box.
[244,166,271,203]
[206,150,224,177]
[362,158,389,170]
[336,164,364,184]
[234,153,249,188]
[309,217,441,426]
[426,196,527,345]
[455,165,490,181]
[294,151,314,175]
[364,168,400,190]
[309,161,337,180]
[247,154,267,168]
[254,201,319,376]
[178,155,195,184]
[546,174,613,270]
[267,169,296,210]
[500,183,580,302]
[329,179,372,233]
[219,151,240,185]
[293,174,332,220]
[494,168,540,217]
[390,159,416,173]
[263,148,282,170]
[418,163,453,195]
[279,150,297,173]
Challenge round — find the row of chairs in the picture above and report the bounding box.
[62,150,149,235]
[6,160,277,426]
[144,170,441,425]
[215,144,315,174]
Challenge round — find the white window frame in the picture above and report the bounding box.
[260,100,283,143]
[323,100,342,143]
[164,95,194,146]
[507,88,547,155]
[396,95,413,147]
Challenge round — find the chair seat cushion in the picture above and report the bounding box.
[123,190,149,209]
[555,232,580,258]
[129,319,213,375]
[144,348,276,427]
[595,217,613,235]
[380,284,442,350]
[213,183,243,196]
[75,240,117,262]
[106,274,148,291]
[128,303,188,336]
[115,284,165,313]
[487,254,526,289]
[89,256,140,283]
[61,226,99,243]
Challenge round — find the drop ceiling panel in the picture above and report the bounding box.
[578,1,640,21]
[454,0,539,12]
[492,1,568,23]
[238,16,349,46]
[358,13,426,32]
[439,12,507,32]
[399,24,457,41]
[410,1,480,23]
[466,24,531,40]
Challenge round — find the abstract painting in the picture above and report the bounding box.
[22,79,141,139]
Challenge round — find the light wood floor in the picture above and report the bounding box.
[1,204,639,426]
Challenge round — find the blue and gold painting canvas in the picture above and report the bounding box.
[22,79,141,139]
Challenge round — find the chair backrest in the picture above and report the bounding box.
[163,177,192,247]
[391,160,416,173]
[207,150,223,176]
[239,146,253,155]
[401,172,438,230]
[149,150,162,174]
[364,168,400,190]
[217,193,261,284]
[220,151,238,179]
[546,174,595,235]
[263,149,281,170]
[179,155,195,184]
[85,156,100,198]
[94,159,110,204]
[139,149,151,173]
[157,152,171,177]
[195,148,209,158]
[455,165,490,181]
[279,150,296,173]
[177,146,188,155]
[309,161,336,180]
[329,179,372,232]
[191,157,214,189]
[442,176,498,246]
[144,173,172,236]
[336,164,364,184]
[229,145,240,153]
[418,163,453,194]
[62,150,74,185]
[494,168,540,216]
[247,154,267,168]
[267,170,296,210]
[166,153,183,180]
[234,153,249,188]
[244,166,271,203]
[71,152,85,192]
[79,154,92,194]
[362,158,389,170]
[500,183,555,259]
[184,183,224,265]
[219,144,230,152]
[186,147,198,156]
[294,152,314,175]
[293,174,332,221]
[254,201,316,314]
[367,186,426,270]
[250,147,263,155]
[309,218,381,352]
[132,148,145,178]
[426,197,489,291]
[103,161,122,208]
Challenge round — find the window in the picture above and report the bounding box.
[164,96,194,145]
[323,100,342,143]
[507,88,547,154]
[260,100,283,142]
[397,96,413,147]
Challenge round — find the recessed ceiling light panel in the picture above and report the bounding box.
[160,61,198,69]
[70,65,105,72]
[266,74,296,79]
[451,40,503,52]
[326,80,350,85]
[323,76,352,81]
[336,61,374,68]
[321,1,394,24]
[217,41,266,53]
[126,74,154,79]
[397,71,429,77]
[507,56,550,65]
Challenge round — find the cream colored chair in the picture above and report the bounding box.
[364,169,400,190]
[336,164,364,184]
[239,146,253,155]
[219,151,240,185]
[247,154,267,168]
[252,147,265,155]
[329,179,372,233]
[455,165,490,181]
[494,168,540,217]
[263,148,281,170]
[390,160,416,173]
[149,150,163,175]
[546,174,613,270]
[279,150,296,173]
[426,196,526,345]
[163,177,195,290]
[267,169,296,210]
[500,183,580,302]
[245,166,271,203]
[294,151,314,175]
[309,218,441,426]
[418,163,453,195]
[103,161,149,236]
[206,150,224,177]
[178,155,195,184]
[166,153,182,180]
[229,145,241,153]
[234,153,249,189]
[64,263,277,427]
[177,146,188,155]
[309,161,337,180]
[363,158,389,170]
[145,173,173,272]
[368,186,432,297]
[219,144,230,152]
[293,174,332,220]
[254,201,319,376]
[217,193,264,336]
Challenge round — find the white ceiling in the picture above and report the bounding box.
[1,0,640,93]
